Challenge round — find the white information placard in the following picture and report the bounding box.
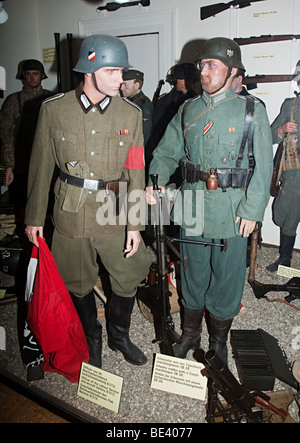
[278,265,300,278]
[77,362,123,413]
[151,353,207,401]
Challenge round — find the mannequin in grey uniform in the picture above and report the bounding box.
[25,35,150,368]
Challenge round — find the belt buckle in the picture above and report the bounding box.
[83,178,99,191]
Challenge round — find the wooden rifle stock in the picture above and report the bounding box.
[270,142,284,197]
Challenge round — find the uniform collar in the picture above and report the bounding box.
[202,87,235,107]
[75,84,111,114]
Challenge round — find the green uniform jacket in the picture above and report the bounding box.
[149,88,273,239]
[25,85,145,238]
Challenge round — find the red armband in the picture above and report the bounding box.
[124,146,145,169]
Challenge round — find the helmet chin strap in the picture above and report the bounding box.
[209,67,232,96]
[92,72,103,94]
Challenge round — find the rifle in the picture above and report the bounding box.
[136,176,224,355]
[67,33,75,90]
[152,79,165,105]
[243,74,297,90]
[203,348,289,423]
[97,0,150,12]
[248,226,300,311]
[200,0,266,21]
[270,142,284,197]
[235,34,300,46]
[54,33,62,92]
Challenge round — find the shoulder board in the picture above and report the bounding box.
[237,94,259,104]
[43,93,64,104]
[123,97,141,111]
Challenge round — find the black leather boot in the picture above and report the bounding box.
[206,312,233,364]
[266,234,296,273]
[70,291,102,368]
[108,293,147,365]
[173,307,205,359]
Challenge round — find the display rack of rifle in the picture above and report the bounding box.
[232,34,300,90]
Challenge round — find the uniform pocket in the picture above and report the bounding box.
[50,128,78,164]
[218,132,242,165]
[107,134,133,174]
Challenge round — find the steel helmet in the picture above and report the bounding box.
[0,236,22,277]
[198,37,245,71]
[73,34,131,74]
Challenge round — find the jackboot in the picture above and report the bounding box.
[70,291,102,368]
[107,293,147,365]
[206,312,233,364]
[266,234,296,273]
[173,307,205,359]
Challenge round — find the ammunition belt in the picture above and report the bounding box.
[180,158,253,191]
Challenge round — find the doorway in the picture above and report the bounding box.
[79,9,175,99]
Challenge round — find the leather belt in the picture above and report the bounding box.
[59,170,106,191]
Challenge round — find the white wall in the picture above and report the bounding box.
[1,0,300,247]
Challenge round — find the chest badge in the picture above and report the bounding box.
[203,122,213,135]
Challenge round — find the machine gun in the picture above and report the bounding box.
[248,226,300,310]
[200,0,266,21]
[137,175,224,356]
[203,348,289,423]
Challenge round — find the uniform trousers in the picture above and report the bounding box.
[51,229,150,297]
[273,171,300,236]
[180,230,248,320]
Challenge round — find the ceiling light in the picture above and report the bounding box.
[0,2,8,24]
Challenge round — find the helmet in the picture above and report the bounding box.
[73,34,131,74]
[20,59,48,79]
[0,236,22,277]
[198,37,245,71]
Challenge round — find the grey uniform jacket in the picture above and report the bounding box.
[25,85,145,238]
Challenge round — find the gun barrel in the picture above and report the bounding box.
[205,349,257,419]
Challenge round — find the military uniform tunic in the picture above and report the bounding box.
[25,84,150,296]
[129,90,153,146]
[0,85,52,170]
[149,88,273,318]
[271,96,300,236]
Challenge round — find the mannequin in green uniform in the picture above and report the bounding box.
[266,64,300,274]
[146,38,273,363]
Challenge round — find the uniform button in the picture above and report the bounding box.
[92,107,97,112]
[119,141,124,147]
[88,191,92,195]
[206,150,211,155]
[90,172,94,177]
[91,129,96,135]
[60,136,65,141]
[91,151,95,156]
